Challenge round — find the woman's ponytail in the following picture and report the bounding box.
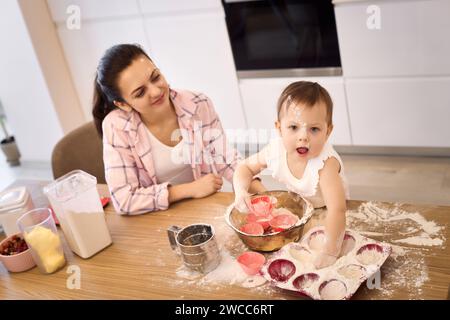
[92,76,115,136]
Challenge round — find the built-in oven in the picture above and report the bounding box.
[222,0,342,78]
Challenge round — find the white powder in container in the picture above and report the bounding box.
[63,211,112,259]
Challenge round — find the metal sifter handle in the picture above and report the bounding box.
[167,225,183,254]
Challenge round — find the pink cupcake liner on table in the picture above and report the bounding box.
[237,251,266,275]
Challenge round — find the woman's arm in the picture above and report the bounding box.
[167,184,193,204]
[315,157,347,268]
[103,120,172,215]
[168,173,223,203]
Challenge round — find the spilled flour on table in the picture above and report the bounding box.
[172,220,277,297]
[171,204,446,299]
[393,235,443,246]
[176,248,247,285]
[346,201,446,299]
[348,202,445,246]
[173,254,275,296]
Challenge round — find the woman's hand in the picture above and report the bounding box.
[168,174,222,203]
[189,174,223,199]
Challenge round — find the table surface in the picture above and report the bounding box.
[0,180,449,300]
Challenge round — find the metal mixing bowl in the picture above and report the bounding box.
[225,191,314,252]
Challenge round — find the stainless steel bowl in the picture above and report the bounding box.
[226,191,314,252]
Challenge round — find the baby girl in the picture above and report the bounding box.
[233,81,350,269]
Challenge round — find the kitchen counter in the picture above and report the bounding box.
[0,180,449,299]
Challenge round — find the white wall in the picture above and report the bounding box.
[46,0,246,132]
[0,0,63,162]
[143,11,246,131]
[56,17,151,121]
[18,0,86,135]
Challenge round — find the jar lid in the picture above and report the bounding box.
[43,169,97,202]
[0,187,29,212]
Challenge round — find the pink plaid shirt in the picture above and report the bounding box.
[102,89,241,215]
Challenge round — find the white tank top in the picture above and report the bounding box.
[146,127,194,185]
[262,138,350,208]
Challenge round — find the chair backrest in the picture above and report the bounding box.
[51,121,106,184]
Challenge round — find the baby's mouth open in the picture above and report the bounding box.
[296,147,309,155]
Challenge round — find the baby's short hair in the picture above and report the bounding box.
[277,81,333,126]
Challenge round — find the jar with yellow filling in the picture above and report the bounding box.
[24,225,65,273]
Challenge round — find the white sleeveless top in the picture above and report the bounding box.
[262,138,350,208]
[146,127,194,185]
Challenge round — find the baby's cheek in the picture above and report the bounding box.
[310,144,323,158]
[281,135,294,147]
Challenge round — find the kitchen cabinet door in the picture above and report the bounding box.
[335,0,450,77]
[346,77,450,147]
[239,77,352,146]
[143,12,246,131]
[56,18,150,119]
[47,0,140,23]
[138,0,222,15]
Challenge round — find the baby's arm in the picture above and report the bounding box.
[315,157,347,268]
[232,151,268,212]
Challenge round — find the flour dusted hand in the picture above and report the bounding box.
[313,227,345,269]
[313,251,338,269]
[233,190,251,213]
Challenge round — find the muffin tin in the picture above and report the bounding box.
[260,226,392,300]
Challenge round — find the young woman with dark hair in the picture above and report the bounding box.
[93,44,264,215]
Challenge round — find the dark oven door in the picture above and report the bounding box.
[222,0,341,73]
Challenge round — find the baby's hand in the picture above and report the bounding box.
[313,251,338,269]
[233,190,251,213]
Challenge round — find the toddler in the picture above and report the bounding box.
[233,81,350,269]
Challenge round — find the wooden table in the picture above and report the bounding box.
[0,180,449,300]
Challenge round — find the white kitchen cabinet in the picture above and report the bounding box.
[334,0,450,77]
[346,77,450,147]
[47,0,140,23]
[143,12,246,131]
[239,77,352,146]
[56,18,150,119]
[138,0,222,15]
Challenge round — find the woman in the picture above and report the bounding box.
[92,44,264,215]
